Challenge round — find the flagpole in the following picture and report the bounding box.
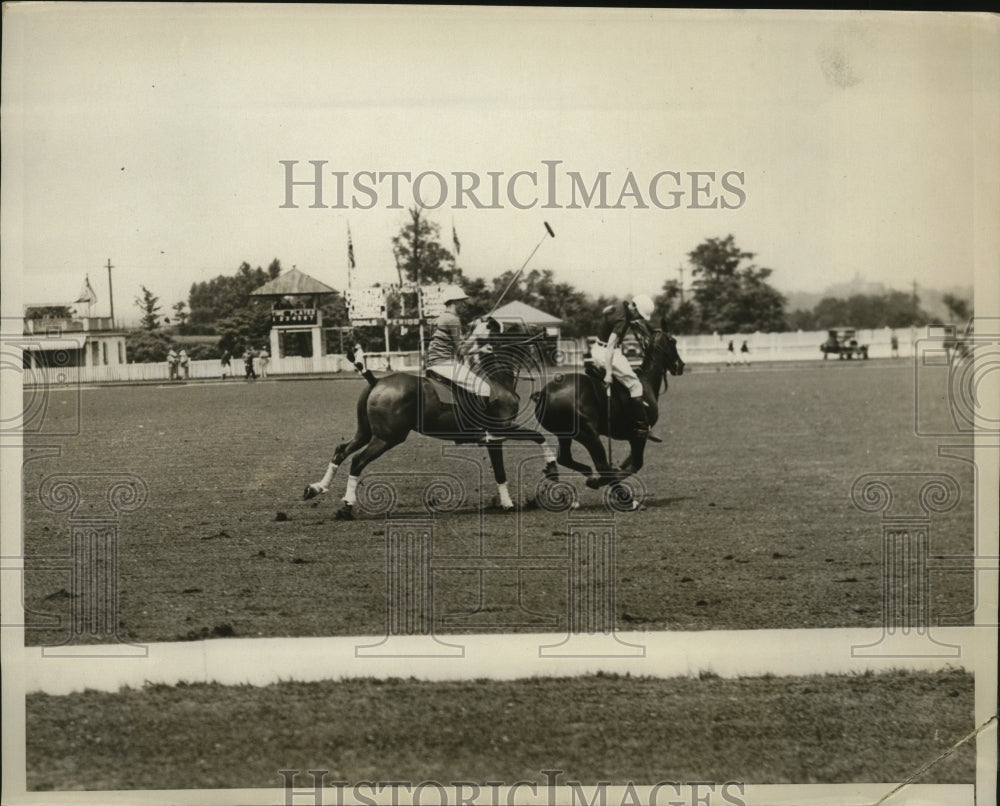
[106,259,115,327]
[346,223,354,290]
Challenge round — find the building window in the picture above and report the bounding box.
[102,342,108,365]
[118,341,124,364]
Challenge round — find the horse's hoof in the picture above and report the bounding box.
[303,485,322,501]
[585,476,602,490]
[542,461,559,482]
[334,504,355,521]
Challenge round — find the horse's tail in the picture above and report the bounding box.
[346,349,378,387]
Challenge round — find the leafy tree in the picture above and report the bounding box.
[685,235,787,334]
[187,259,282,333]
[942,293,971,323]
[172,301,189,328]
[474,268,605,338]
[134,286,162,331]
[654,279,699,334]
[125,330,172,362]
[800,291,930,330]
[215,303,272,357]
[25,306,73,320]
[392,208,457,285]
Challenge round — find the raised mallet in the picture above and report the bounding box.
[487,222,555,316]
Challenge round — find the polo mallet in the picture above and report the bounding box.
[486,222,555,317]
[606,383,613,466]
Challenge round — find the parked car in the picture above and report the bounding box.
[821,328,869,360]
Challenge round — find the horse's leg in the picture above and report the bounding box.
[619,437,646,476]
[577,424,625,489]
[303,432,369,500]
[305,388,373,500]
[485,442,515,511]
[334,435,400,520]
[557,436,593,479]
[486,425,558,478]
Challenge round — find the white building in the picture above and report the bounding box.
[22,309,128,370]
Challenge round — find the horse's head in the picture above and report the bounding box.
[642,328,685,378]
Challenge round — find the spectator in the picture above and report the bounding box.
[166,347,179,380]
[740,340,751,366]
[890,332,900,359]
[244,348,257,381]
[258,346,270,378]
[221,350,232,379]
[178,348,190,379]
[726,339,735,366]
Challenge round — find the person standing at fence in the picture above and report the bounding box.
[727,339,735,366]
[258,346,270,378]
[178,348,190,379]
[243,348,257,381]
[890,332,900,359]
[167,347,179,381]
[740,340,751,366]
[220,350,231,379]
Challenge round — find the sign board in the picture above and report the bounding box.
[271,308,317,326]
[419,284,453,319]
[346,287,386,324]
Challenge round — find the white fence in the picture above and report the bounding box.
[22,329,918,387]
[675,327,919,364]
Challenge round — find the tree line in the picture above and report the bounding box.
[125,208,970,361]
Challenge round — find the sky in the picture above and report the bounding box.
[2,6,997,325]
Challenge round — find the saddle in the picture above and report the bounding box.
[582,360,655,439]
[424,369,460,406]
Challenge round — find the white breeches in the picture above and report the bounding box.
[590,344,643,397]
[427,359,492,397]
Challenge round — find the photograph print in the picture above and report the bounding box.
[2,6,998,806]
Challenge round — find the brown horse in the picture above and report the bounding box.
[532,328,685,500]
[304,321,555,519]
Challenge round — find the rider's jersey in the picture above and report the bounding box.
[426,311,464,365]
[598,302,649,351]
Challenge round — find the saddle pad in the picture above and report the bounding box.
[423,374,456,406]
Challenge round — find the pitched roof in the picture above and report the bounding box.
[250,268,336,297]
[490,300,562,325]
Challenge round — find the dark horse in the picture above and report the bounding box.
[532,328,685,500]
[304,320,555,519]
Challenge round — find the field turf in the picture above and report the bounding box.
[21,361,974,644]
[25,668,975,789]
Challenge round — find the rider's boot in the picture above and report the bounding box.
[629,396,651,440]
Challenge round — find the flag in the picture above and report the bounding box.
[347,225,356,269]
[452,223,461,256]
[74,275,97,305]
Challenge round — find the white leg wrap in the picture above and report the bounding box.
[542,446,557,465]
[316,462,338,492]
[344,475,360,506]
[497,482,514,510]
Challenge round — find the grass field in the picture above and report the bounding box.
[20,361,974,644]
[25,668,975,789]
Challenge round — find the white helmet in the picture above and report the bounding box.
[632,294,654,320]
[441,284,469,304]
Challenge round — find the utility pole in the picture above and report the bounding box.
[912,279,918,319]
[678,264,685,304]
[106,258,115,327]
